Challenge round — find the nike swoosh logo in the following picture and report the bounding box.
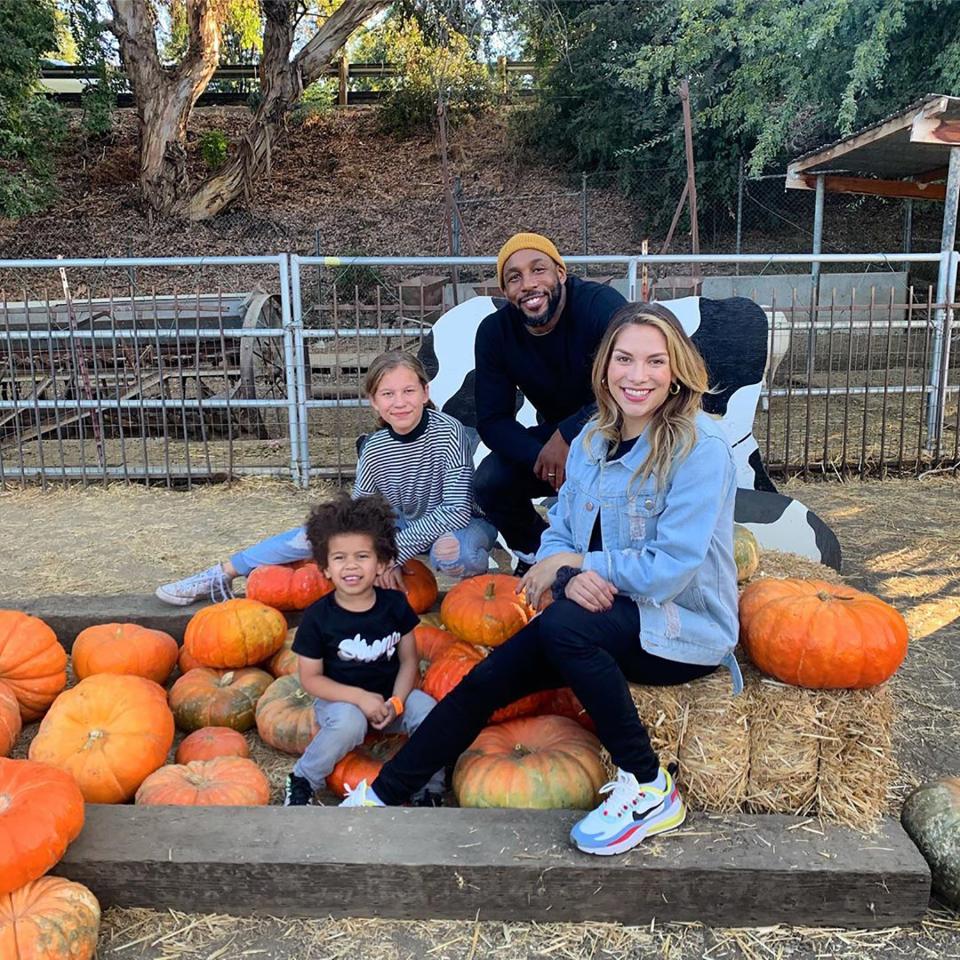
[632,797,666,822]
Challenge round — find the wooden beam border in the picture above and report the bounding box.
[53,805,931,928]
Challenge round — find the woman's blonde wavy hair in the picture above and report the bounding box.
[363,350,436,428]
[585,303,709,488]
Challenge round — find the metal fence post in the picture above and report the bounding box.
[279,254,303,488]
[289,254,312,488]
[581,172,589,256]
[735,157,744,274]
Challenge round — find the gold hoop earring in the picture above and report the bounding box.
[669,381,680,395]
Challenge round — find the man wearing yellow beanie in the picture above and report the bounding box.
[475,232,627,573]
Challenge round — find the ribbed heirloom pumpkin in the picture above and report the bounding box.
[245,562,334,611]
[0,682,22,758]
[268,628,299,678]
[28,674,175,803]
[327,734,407,798]
[0,610,67,721]
[169,667,272,732]
[184,598,287,669]
[255,675,320,754]
[733,524,761,583]
[739,577,909,689]
[72,623,179,685]
[901,777,960,910]
[414,623,458,662]
[0,876,100,960]
[0,758,85,896]
[453,715,606,809]
[136,757,270,807]
[440,575,534,647]
[176,727,250,764]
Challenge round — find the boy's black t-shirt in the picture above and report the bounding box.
[292,588,420,700]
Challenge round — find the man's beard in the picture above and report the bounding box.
[508,283,564,329]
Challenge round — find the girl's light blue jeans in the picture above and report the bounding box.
[229,516,498,578]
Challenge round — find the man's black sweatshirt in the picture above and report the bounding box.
[474,275,627,467]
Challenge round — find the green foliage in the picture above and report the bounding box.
[368,16,493,136]
[164,0,263,64]
[0,0,64,218]
[524,0,960,229]
[290,79,337,126]
[64,0,121,138]
[199,130,229,170]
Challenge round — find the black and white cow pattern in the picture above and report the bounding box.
[419,294,840,570]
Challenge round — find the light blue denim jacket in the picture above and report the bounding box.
[536,411,743,693]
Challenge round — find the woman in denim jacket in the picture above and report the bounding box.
[343,303,741,857]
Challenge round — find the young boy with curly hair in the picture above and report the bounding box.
[283,492,444,807]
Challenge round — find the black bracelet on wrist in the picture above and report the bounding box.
[551,565,582,601]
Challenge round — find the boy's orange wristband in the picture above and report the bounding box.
[388,695,404,717]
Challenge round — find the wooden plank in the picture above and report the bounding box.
[911,115,960,147]
[791,173,946,201]
[53,806,930,927]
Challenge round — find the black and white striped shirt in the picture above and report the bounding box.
[352,408,484,564]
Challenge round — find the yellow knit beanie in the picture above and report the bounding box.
[496,233,566,288]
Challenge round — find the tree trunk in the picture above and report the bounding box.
[107,0,221,217]
[174,0,387,221]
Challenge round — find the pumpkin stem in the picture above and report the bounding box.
[83,729,105,750]
[485,581,497,600]
[221,671,235,686]
[817,590,853,602]
[513,743,531,757]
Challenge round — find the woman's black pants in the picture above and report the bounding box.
[372,595,716,805]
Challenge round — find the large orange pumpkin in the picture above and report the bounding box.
[739,577,909,689]
[178,645,203,674]
[28,674,175,804]
[72,623,179,685]
[0,611,67,721]
[175,726,251,764]
[421,642,545,723]
[168,667,272,732]
[0,876,100,960]
[135,757,270,807]
[401,559,439,614]
[183,598,287,669]
[326,733,407,798]
[255,675,320,755]
[268,628,299,678]
[245,562,334,610]
[0,682,21,758]
[440,575,534,647]
[453,715,606,809]
[0,758,85,896]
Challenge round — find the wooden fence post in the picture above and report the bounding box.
[338,58,349,107]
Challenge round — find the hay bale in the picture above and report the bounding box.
[627,553,896,829]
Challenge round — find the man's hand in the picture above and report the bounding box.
[356,691,388,725]
[517,551,581,609]
[375,564,405,592]
[565,570,618,613]
[533,430,570,491]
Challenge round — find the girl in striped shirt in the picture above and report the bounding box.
[156,351,497,605]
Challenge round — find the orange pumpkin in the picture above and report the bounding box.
[28,674,175,804]
[422,642,545,723]
[0,610,67,721]
[245,562,334,611]
[453,715,606,809]
[268,628,299,678]
[178,645,203,674]
[326,733,407,798]
[255,675,320,755]
[183,598,287,669]
[440,575,534,647]
[0,876,100,960]
[413,623,458,662]
[0,682,21,758]
[739,578,909,689]
[401,559,439,614]
[540,687,596,732]
[135,756,270,807]
[72,623,178,685]
[175,726,251,765]
[0,758,85,896]
[168,667,272,732]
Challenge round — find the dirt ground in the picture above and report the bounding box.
[2,475,960,958]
